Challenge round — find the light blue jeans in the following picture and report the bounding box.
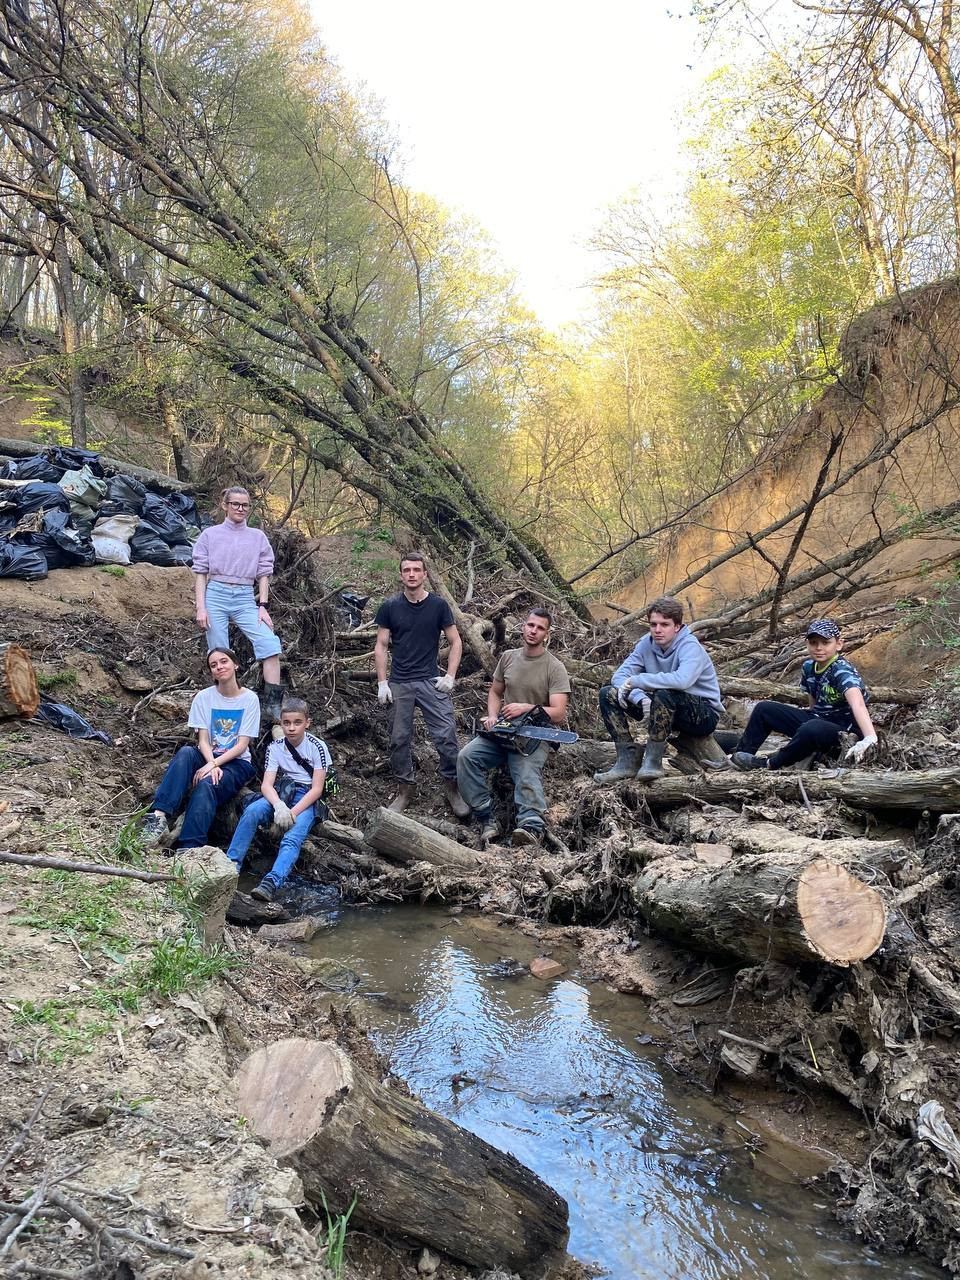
[204,581,282,659]
[456,736,551,831]
[226,785,323,888]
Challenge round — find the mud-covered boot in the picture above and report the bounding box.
[261,682,284,724]
[443,778,471,819]
[593,742,642,784]
[675,732,729,772]
[635,739,667,782]
[388,781,417,813]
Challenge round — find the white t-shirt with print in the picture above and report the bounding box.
[188,686,260,761]
[265,733,331,785]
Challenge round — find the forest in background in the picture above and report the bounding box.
[0,0,958,596]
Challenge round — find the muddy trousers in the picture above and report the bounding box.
[389,678,460,782]
[456,736,551,832]
[599,685,719,744]
[151,746,255,850]
[737,701,850,768]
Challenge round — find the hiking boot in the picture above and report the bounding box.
[141,812,169,847]
[675,732,729,772]
[593,743,642,784]
[388,781,417,813]
[443,778,471,820]
[511,826,542,848]
[261,682,284,724]
[635,740,667,781]
[732,751,768,771]
[251,879,277,903]
[480,819,501,843]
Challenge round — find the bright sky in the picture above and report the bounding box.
[308,2,706,329]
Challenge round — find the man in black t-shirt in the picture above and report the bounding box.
[373,551,469,817]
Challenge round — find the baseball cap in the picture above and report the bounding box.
[805,619,841,639]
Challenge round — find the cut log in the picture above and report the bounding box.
[0,644,39,718]
[363,807,480,870]
[632,853,886,966]
[233,1038,568,1274]
[720,676,925,707]
[713,820,907,872]
[638,767,960,813]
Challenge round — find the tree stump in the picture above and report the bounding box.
[632,852,886,966]
[0,643,39,718]
[363,807,480,870]
[233,1038,568,1274]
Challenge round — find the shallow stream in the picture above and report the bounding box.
[300,900,943,1280]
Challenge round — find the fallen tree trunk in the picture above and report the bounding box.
[632,853,886,966]
[700,820,908,873]
[720,676,925,708]
[639,767,960,812]
[0,435,189,492]
[0,643,39,718]
[234,1038,568,1274]
[363,807,480,870]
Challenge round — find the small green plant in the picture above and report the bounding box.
[99,565,126,578]
[105,810,148,863]
[36,669,79,692]
[136,934,237,998]
[317,1191,357,1279]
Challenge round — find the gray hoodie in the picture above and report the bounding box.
[611,625,724,712]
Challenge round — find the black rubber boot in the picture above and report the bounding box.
[261,682,284,724]
[593,743,643,784]
[635,739,667,781]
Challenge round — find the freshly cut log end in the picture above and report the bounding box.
[0,643,39,718]
[797,858,886,964]
[234,1038,568,1274]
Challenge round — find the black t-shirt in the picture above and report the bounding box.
[373,592,455,682]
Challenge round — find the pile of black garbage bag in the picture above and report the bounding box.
[0,446,206,580]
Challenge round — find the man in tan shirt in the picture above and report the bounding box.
[456,610,570,847]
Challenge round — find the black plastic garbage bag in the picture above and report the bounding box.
[130,524,192,566]
[33,697,112,744]
[106,474,146,513]
[1,454,64,482]
[158,488,201,529]
[12,508,95,569]
[336,591,370,627]
[0,542,47,579]
[140,492,188,544]
[50,446,105,477]
[15,482,71,515]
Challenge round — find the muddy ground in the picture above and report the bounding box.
[4,558,960,1277]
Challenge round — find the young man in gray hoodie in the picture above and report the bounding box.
[595,596,725,782]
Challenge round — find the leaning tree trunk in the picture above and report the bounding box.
[639,767,960,812]
[0,643,39,718]
[233,1038,568,1275]
[631,852,886,967]
[363,807,480,870]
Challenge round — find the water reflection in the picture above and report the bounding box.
[306,906,942,1280]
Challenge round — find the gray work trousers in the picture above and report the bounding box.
[389,678,460,782]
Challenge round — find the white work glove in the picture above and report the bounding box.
[616,677,642,709]
[434,673,455,694]
[272,801,295,831]
[377,680,393,706]
[844,733,877,764]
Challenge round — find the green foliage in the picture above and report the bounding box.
[104,810,149,863]
[317,1190,357,1279]
[136,934,237,997]
[36,669,78,692]
[99,565,126,578]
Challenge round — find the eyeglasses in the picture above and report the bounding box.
[227,501,250,509]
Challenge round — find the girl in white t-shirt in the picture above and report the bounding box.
[141,648,260,850]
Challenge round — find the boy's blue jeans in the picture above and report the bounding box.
[226,784,324,888]
[151,745,255,850]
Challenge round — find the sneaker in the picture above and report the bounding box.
[732,752,768,771]
[141,812,169,846]
[251,879,277,903]
[511,826,542,848]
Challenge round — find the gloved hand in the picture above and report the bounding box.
[377,681,393,706]
[434,673,455,694]
[272,800,295,830]
[616,677,641,709]
[844,733,877,763]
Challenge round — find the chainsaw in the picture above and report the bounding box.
[479,706,578,755]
